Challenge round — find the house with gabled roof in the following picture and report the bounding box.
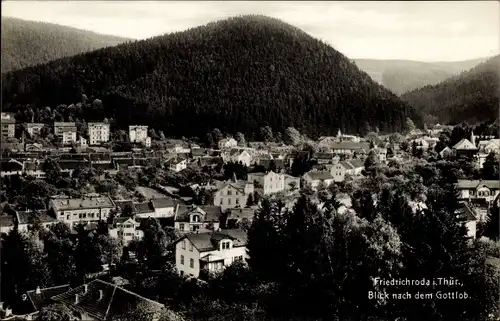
[0,159,23,177]
[329,159,364,182]
[50,279,167,321]
[456,180,500,203]
[174,205,222,233]
[109,217,143,245]
[456,202,478,239]
[16,210,58,233]
[218,137,238,150]
[302,171,335,190]
[174,229,248,278]
[213,177,254,210]
[247,170,286,195]
[165,156,187,172]
[222,148,252,167]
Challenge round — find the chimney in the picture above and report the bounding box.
[84,284,88,293]
[35,286,41,294]
[98,290,103,301]
[75,294,79,304]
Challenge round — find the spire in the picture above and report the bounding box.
[232,172,237,183]
[471,130,476,147]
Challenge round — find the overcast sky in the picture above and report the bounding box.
[2,1,499,62]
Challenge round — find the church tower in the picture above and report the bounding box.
[470,130,476,147]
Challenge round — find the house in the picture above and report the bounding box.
[313,152,334,164]
[58,160,90,176]
[336,130,360,143]
[0,159,23,177]
[410,138,430,150]
[50,279,166,321]
[1,112,15,139]
[174,229,248,278]
[439,146,454,159]
[372,147,388,163]
[247,171,285,195]
[129,125,148,143]
[330,142,371,157]
[330,159,364,182]
[87,123,110,145]
[456,180,500,204]
[302,171,335,190]
[198,156,223,168]
[174,205,222,233]
[134,197,177,219]
[16,284,72,319]
[224,208,255,228]
[478,139,500,155]
[26,123,45,137]
[16,210,58,233]
[218,138,238,150]
[134,202,156,218]
[23,161,45,178]
[77,136,88,148]
[456,203,478,239]
[54,122,77,145]
[213,178,255,210]
[165,157,187,172]
[191,148,207,159]
[108,217,143,245]
[452,132,478,157]
[222,149,252,167]
[48,195,115,230]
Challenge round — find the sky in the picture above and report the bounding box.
[2,1,499,62]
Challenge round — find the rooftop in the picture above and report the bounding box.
[51,195,114,211]
[180,229,248,252]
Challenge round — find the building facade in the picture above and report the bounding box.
[48,195,114,229]
[87,123,110,145]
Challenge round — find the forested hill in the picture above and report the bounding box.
[401,55,500,125]
[1,17,129,73]
[354,57,488,96]
[2,15,419,139]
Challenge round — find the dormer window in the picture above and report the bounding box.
[192,214,200,223]
[220,241,231,250]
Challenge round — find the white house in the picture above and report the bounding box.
[129,125,148,143]
[218,138,238,150]
[48,194,114,229]
[134,198,177,219]
[174,205,222,233]
[213,179,254,210]
[165,157,188,172]
[302,171,335,190]
[222,149,252,167]
[456,180,500,203]
[108,217,143,245]
[87,123,110,145]
[478,139,500,155]
[247,171,285,195]
[329,159,364,182]
[16,211,58,233]
[456,203,478,239]
[174,229,248,278]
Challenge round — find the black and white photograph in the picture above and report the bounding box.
[0,1,499,320]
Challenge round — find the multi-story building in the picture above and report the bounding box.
[247,171,286,195]
[174,205,222,233]
[54,122,77,145]
[108,217,143,245]
[174,229,248,278]
[213,178,254,210]
[218,138,238,150]
[129,125,149,143]
[1,112,15,139]
[302,171,335,190]
[87,123,110,145]
[26,123,45,137]
[48,194,115,229]
[456,180,500,204]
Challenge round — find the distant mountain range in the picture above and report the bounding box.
[1,17,130,73]
[1,15,419,139]
[401,55,499,125]
[354,58,490,96]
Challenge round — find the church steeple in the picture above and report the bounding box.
[471,130,476,147]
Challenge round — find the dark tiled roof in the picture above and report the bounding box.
[348,159,364,168]
[313,152,334,159]
[59,154,89,161]
[26,284,71,313]
[58,160,90,170]
[180,229,248,252]
[152,197,176,208]
[0,159,23,172]
[114,158,134,165]
[456,203,477,222]
[175,205,221,223]
[305,171,334,181]
[191,148,207,157]
[227,208,255,220]
[51,279,163,320]
[456,180,500,190]
[90,153,111,162]
[134,202,155,214]
[0,215,14,227]
[259,159,285,170]
[92,163,115,171]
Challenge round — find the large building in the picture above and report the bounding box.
[247,171,286,195]
[174,229,248,278]
[26,123,45,137]
[48,194,115,229]
[88,122,110,145]
[213,178,254,210]
[53,122,77,145]
[129,125,150,147]
[1,112,15,139]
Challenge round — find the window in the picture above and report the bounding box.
[179,223,185,231]
[227,190,232,196]
[189,243,193,252]
[180,255,184,265]
[236,198,239,205]
[189,258,194,268]
[180,270,184,276]
[234,255,243,261]
[220,198,224,205]
[228,199,231,205]
[182,240,186,250]
[192,215,199,222]
[221,241,230,250]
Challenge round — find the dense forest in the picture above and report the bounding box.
[401,55,500,125]
[1,17,129,73]
[354,58,488,96]
[2,15,420,140]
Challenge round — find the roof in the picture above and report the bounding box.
[452,138,477,150]
[25,284,71,313]
[198,157,223,167]
[456,203,477,222]
[51,196,114,211]
[305,171,334,181]
[152,197,176,208]
[51,279,164,321]
[59,153,89,161]
[259,159,285,170]
[347,159,364,169]
[330,142,370,150]
[0,215,14,228]
[54,122,76,127]
[180,229,248,252]
[134,202,155,214]
[90,153,112,162]
[175,205,222,222]
[0,159,23,172]
[58,160,90,170]
[191,148,207,157]
[17,211,57,225]
[456,180,500,190]
[313,152,334,159]
[23,161,40,171]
